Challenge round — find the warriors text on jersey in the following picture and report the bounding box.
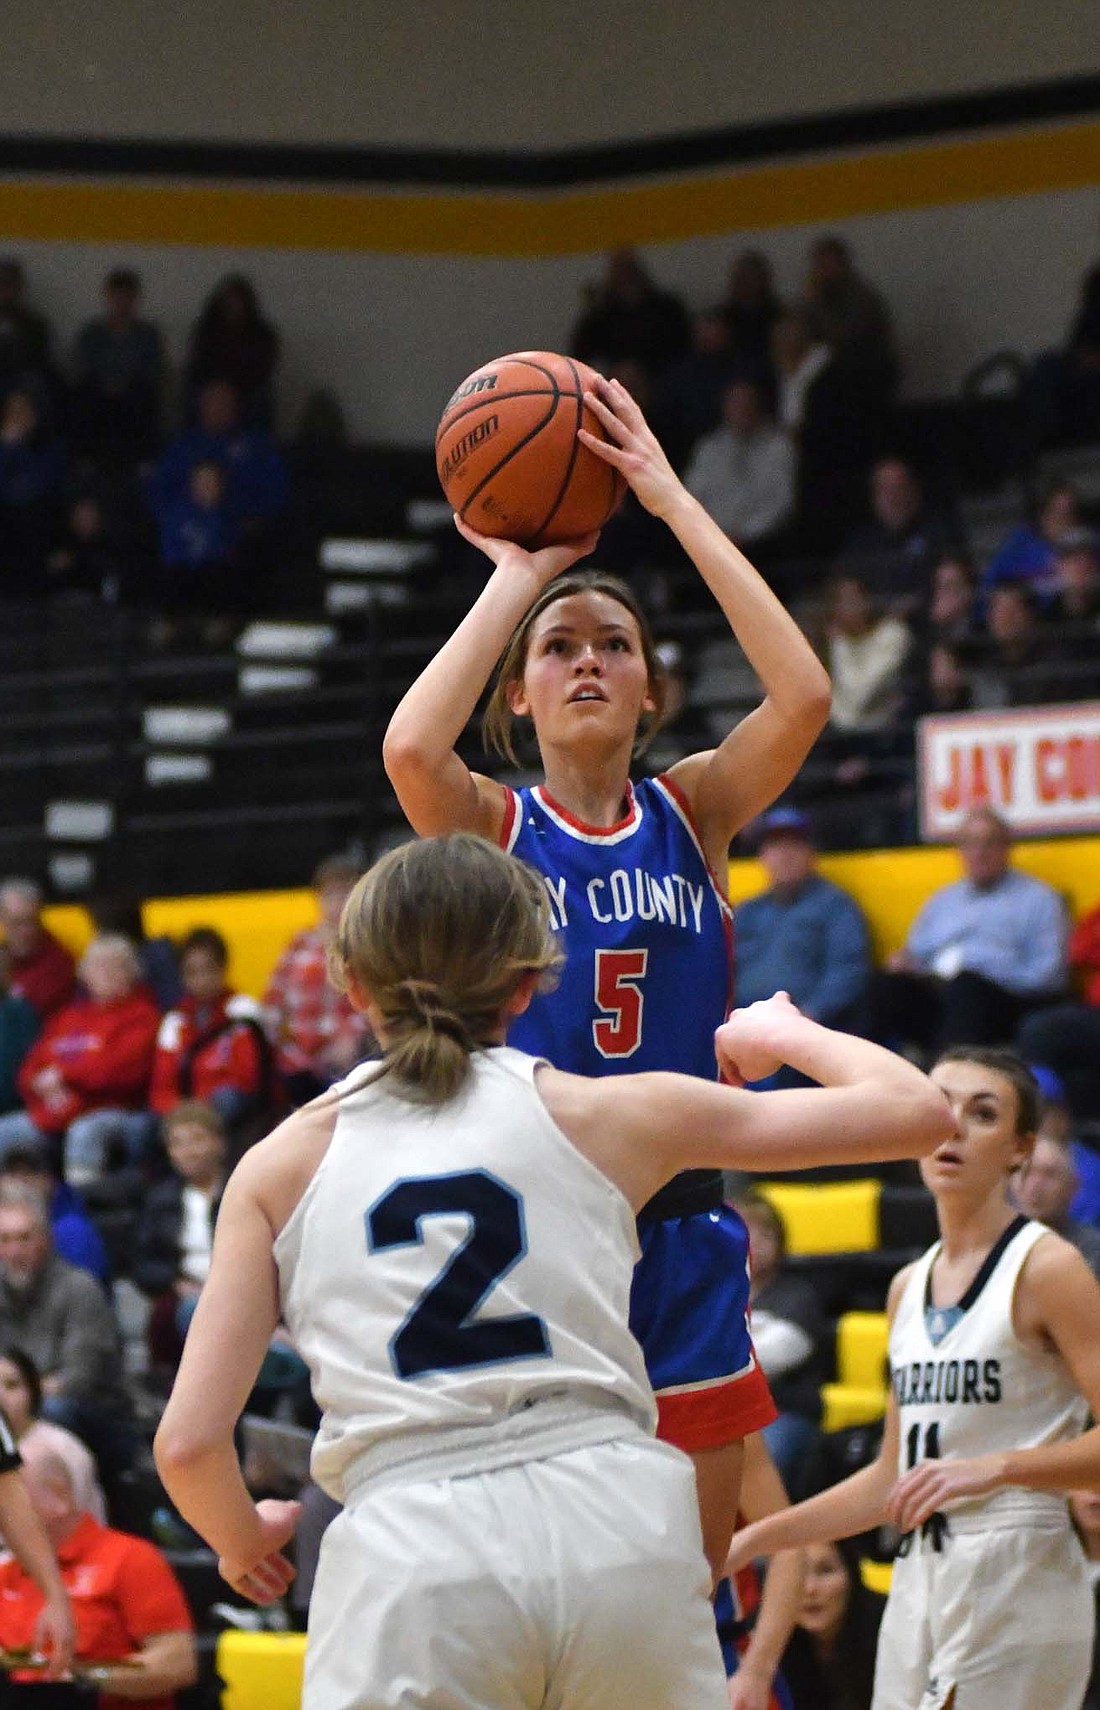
[501,776,732,1077]
[273,1047,656,1502]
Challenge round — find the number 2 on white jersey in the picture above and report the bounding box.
[592,947,648,1059]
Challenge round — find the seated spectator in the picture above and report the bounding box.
[800,234,899,407]
[0,1346,105,1520]
[968,583,1058,708]
[772,308,876,554]
[133,1101,226,1371]
[151,927,273,1138]
[70,266,163,463]
[717,247,783,395]
[154,458,248,616]
[654,309,740,471]
[736,1191,827,1499]
[570,246,692,382]
[0,878,76,1020]
[0,1147,110,1284]
[0,1186,136,1478]
[0,387,65,590]
[147,377,288,539]
[915,640,973,717]
[0,1438,196,1704]
[185,273,280,428]
[0,934,160,1186]
[683,378,795,554]
[1017,898,1100,1125]
[734,807,870,1044]
[842,456,959,613]
[0,258,52,397]
[0,944,38,1114]
[979,479,1081,601]
[864,807,1067,1056]
[1031,257,1100,447]
[1048,529,1100,632]
[824,573,912,733]
[779,1536,886,1710]
[88,889,181,1014]
[45,492,125,604]
[1013,1134,1100,1279]
[925,553,980,647]
[263,854,373,1101]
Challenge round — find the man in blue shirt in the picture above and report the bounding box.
[865,806,1067,1057]
[734,807,871,1086]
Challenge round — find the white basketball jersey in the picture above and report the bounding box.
[274,1046,657,1499]
[890,1216,1087,1530]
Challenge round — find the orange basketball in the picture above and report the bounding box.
[435,351,626,548]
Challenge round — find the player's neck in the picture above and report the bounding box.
[935,1193,1018,1266]
[540,745,632,831]
[540,748,633,829]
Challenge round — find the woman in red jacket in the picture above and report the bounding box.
[0,935,160,1186]
[150,928,274,1142]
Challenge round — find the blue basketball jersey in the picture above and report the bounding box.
[502,774,733,1078]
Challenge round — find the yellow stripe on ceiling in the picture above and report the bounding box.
[0,120,1095,256]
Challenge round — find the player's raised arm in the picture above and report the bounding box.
[382,529,597,838]
[581,377,832,865]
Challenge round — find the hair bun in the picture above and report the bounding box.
[393,979,472,1047]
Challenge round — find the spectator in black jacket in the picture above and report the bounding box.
[132,1100,226,1371]
[570,247,692,384]
[735,1190,828,1500]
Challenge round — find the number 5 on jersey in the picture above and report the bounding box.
[593,947,648,1059]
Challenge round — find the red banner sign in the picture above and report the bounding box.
[918,703,1100,840]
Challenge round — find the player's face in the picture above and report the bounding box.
[798,1542,851,1642]
[922,1061,1031,1197]
[510,592,654,747]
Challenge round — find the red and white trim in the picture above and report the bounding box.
[531,781,644,846]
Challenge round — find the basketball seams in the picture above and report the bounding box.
[436,350,626,546]
[455,385,562,525]
[526,358,586,548]
[435,386,584,443]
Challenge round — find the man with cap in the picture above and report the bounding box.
[734,808,871,1085]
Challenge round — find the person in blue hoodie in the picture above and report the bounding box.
[0,1147,110,1286]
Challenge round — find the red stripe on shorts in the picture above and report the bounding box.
[656,1361,777,1453]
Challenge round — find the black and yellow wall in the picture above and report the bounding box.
[0,0,1096,442]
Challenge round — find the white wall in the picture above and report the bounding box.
[0,0,1093,147]
[13,182,1097,443]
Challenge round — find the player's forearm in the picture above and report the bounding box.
[153,1434,267,1565]
[771,1011,949,1114]
[659,488,831,728]
[739,1546,804,1681]
[732,1459,892,1564]
[1002,1424,1100,1493]
[383,556,542,773]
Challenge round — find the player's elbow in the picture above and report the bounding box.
[153,1416,221,1484]
[797,661,833,731]
[381,719,427,787]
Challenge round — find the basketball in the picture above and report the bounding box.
[435,351,627,548]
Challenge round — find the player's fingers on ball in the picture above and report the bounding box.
[577,428,628,466]
[581,390,631,439]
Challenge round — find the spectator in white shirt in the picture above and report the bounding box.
[684,378,795,552]
[825,573,912,732]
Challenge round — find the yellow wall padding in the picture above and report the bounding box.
[820,1381,888,1433]
[728,835,1100,962]
[757,1179,881,1256]
[835,1311,890,1389]
[216,1632,306,1710]
[860,1557,894,1596]
[37,833,1100,1000]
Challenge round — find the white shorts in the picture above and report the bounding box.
[872,1520,1093,1710]
[304,1434,728,1710]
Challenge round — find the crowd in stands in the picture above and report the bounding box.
[0,259,289,638]
[0,237,1096,1704]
